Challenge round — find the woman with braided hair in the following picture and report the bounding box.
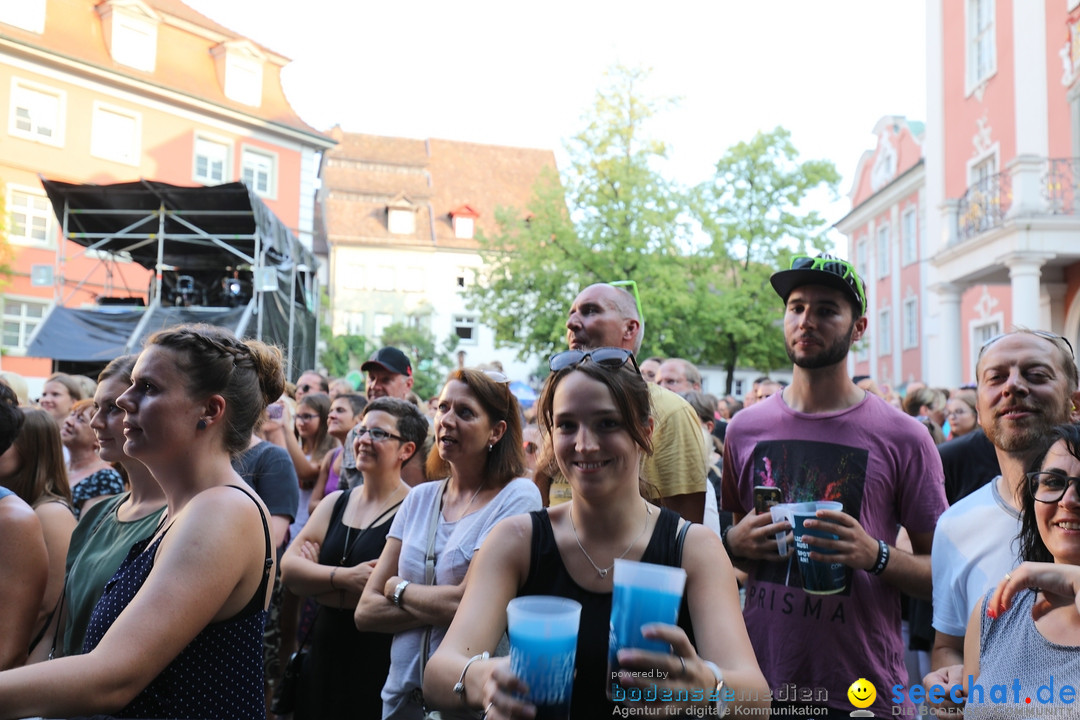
[0,323,284,720]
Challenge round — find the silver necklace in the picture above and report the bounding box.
[449,480,486,522]
[569,502,651,578]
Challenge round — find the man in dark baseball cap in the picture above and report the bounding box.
[360,346,413,385]
[343,347,421,487]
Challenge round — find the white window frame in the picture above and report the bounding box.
[193,134,231,185]
[7,185,54,248]
[110,11,157,72]
[453,315,479,346]
[340,262,365,290]
[902,297,919,350]
[967,147,1000,190]
[876,224,891,278]
[401,267,424,292]
[878,309,892,356]
[453,216,475,239]
[373,313,394,340]
[388,208,415,235]
[0,0,45,33]
[224,52,263,107]
[90,101,141,166]
[241,146,277,199]
[856,237,869,283]
[966,0,997,94]
[2,295,50,355]
[373,266,395,292]
[971,317,1004,364]
[9,78,65,147]
[901,208,918,266]
[343,311,365,336]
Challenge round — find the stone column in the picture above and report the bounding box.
[1004,253,1052,330]
[930,282,963,387]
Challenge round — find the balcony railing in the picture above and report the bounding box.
[955,157,1080,244]
[957,172,1011,242]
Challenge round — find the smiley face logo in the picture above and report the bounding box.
[847,678,876,709]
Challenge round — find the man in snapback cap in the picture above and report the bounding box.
[341,346,426,487]
[720,254,947,718]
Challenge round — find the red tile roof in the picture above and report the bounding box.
[322,128,557,250]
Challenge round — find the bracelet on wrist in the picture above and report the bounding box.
[329,567,339,591]
[453,651,490,703]
[721,525,735,558]
[868,539,890,575]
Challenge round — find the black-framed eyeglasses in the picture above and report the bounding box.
[549,347,640,374]
[978,331,1075,362]
[1027,470,1080,503]
[355,426,402,442]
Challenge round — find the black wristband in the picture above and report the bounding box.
[721,525,735,558]
[868,539,890,575]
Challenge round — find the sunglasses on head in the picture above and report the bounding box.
[977,330,1075,362]
[549,347,640,374]
[788,255,867,315]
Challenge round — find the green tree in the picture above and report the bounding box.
[690,127,841,392]
[320,334,373,379]
[468,64,689,361]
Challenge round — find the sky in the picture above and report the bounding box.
[184,0,928,245]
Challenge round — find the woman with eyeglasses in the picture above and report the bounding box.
[356,368,541,720]
[944,388,978,440]
[307,393,365,517]
[60,398,126,519]
[423,349,769,719]
[962,423,1080,718]
[282,397,426,719]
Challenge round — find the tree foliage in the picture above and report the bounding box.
[468,68,840,393]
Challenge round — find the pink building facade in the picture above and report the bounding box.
[923,0,1080,386]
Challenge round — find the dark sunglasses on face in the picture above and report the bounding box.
[298,384,312,393]
[549,347,640,374]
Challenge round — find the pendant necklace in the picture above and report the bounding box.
[341,485,406,565]
[569,501,651,578]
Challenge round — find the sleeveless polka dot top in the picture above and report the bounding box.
[82,484,273,720]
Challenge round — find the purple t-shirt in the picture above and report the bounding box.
[722,391,947,716]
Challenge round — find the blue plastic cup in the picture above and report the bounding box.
[791,501,846,594]
[607,559,687,700]
[506,596,581,720]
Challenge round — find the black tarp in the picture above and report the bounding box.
[27,179,318,378]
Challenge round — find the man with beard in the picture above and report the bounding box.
[923,330,1080,714]
[721,254,947,719]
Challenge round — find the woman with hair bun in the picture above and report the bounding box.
[0,324,284,720]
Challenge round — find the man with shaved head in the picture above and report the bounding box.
[556,283,707,522]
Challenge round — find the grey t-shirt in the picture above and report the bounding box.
[379,477,541,720]
[231,439,300,523]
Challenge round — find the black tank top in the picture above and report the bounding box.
[518,507,694,718]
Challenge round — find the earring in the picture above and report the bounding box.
[487,443,493,453]
[196,419,207,430]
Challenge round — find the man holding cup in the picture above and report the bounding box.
[721,254,948,719]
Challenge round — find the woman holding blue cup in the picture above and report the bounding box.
[425,348,769,718]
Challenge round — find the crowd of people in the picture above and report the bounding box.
[0,255,1078,719]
